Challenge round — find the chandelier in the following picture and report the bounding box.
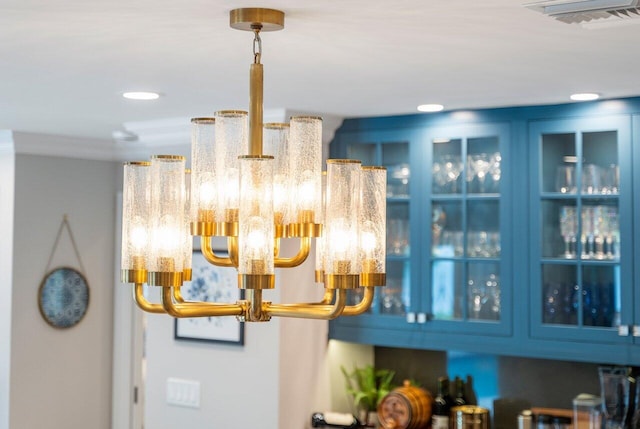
[120,8,387,322]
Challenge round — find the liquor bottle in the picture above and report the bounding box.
[311,412,361,428]
[432,377,453,429]
[454,376,467,407]
[465,375,477,405]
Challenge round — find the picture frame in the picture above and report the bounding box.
[174,250,244,345]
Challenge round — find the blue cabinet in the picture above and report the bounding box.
[528,116,633,346]
[329,98,640,365]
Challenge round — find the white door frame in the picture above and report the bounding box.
[112,192,145,429]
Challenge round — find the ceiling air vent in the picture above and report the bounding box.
[526,0,640,24]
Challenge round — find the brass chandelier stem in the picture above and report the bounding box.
[160,287,244,318]
[249,27,264,156]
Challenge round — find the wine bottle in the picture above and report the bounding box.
[465,374,477,405]
[311,412,361,428]
[454,376,467,407]
[432,376,453,429]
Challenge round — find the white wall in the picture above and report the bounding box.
[0,131,15,429]
[10,150,119,429]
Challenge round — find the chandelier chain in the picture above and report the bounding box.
[253,28,262,64]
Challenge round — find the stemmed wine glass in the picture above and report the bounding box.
[443,155,463,193]
[469,153,491,193]
[559,206,577,258]
[581,206,595,259]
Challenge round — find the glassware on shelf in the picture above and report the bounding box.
[433,155,463,194]
[467,231,501,258]
[559,206,578,258]
[556,165,577,194]
[467,153,492,193]
[380,286,405,315]
[577,206,619,260]
[582,164,602,195]
[388,163,410,197]
[387,218,409,255]
[603,164,619,195]
[438,230,464,257]
[467,272,500,321]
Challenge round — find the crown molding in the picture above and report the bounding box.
[3,108,343,162]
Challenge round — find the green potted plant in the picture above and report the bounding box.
[341,364,396,427]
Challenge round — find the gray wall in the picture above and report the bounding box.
[10,153,118,429]
[375,346,601,411]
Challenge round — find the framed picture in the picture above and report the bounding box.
[174,250,244,345]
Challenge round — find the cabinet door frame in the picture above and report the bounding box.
[329,128,423,331]
[420,122,512,337]
[528,115,633,344]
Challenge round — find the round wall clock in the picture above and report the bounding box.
[38,267,89,329]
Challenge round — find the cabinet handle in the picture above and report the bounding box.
[417,313,427,324]
[618,325,630,336]
[633,326,640,337]
[406,313,416,324]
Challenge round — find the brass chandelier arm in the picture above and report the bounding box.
[320,288,335,304]
[274,237,311,268]
[160,287,245,318]
[341,286,375,316]
[265,289,347,320]
[133,283,166,314]
[201,236,236,267]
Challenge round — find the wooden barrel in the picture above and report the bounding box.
[377,380,433,429]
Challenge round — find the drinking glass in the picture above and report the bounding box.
[470,153,491,193]
[581,206,596,259]
[583,164,602,195]
[442,155,462,193]
[603,164,619,195]
[556,165,577,194]
[387,218,409,255]
[605,207,619,260]
[489,152,502,192]
[559,206,577,258]
[599,366,630,429]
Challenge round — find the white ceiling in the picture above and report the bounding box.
[2,0,640,142]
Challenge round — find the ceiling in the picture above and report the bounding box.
[2,0,640,142]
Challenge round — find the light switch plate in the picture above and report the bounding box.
[166,377,201,408]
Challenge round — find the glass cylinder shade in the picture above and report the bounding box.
[183,170,193,278]
[189,118,216,228]
[325,160,361,276]
[238,156,274,275]
[315,172,327,281]
[360,167,387,275]
[287,116,323,225]
[148,155,186,276]
[121,161,151,273]
[263,123,290,227]
[215,110,248,225]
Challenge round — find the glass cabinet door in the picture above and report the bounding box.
[530,116,632,343]
[426,123,511,335]
[345,136,414,322]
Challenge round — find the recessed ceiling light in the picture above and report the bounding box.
[417,104,444,113]
[570,93,599,101]
[122,91,160,101]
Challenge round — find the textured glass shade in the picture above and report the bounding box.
[325,159,361,275]
[189,118,216,225]
[238,156,275,275]
[263,123,290,227]
[148,155,186,273]
[315,172,327,278]
[121,161,151,271]
[215,110,248,224]
[288,116,323,224]
[360,166,387,274]
[183,170,193,274]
